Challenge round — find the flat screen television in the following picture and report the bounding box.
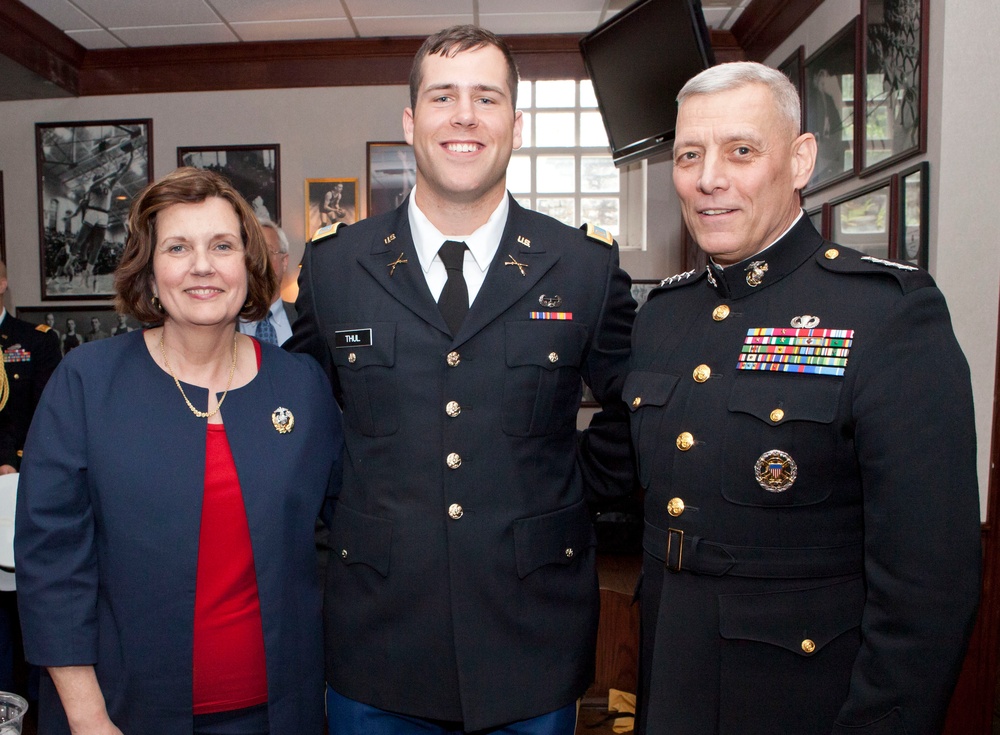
[580,0,715,166]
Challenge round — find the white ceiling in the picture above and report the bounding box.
[16,0,751,50]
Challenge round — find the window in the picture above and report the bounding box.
[507,79,646,251]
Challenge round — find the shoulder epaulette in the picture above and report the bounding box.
[580,222,614,247]
[309,221,346,245]
[817,246,934,294]
[35,324,52,333]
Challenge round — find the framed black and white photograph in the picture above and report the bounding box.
[178,144,280,223]
[897,161,928,269]
[0,171,6,265]
[829,178,895,259]
[860,0,928,175]
[631,279,660,311]
[778,46,806,131]
[367,142,415,218]
[17,305,143,357]
[305,178,358,238]
[35,119,152,300]
[804,19,860,194]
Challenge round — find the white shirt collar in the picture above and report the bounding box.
[712,209,805,270]
[408,185,510,274]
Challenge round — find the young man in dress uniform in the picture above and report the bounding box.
[289,24,635,735]
[628,62,980,735]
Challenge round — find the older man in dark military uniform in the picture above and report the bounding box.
[289,24,634,735]
[628,62,980,735]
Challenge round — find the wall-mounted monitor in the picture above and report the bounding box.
[580,0,715,167]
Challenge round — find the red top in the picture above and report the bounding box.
[192,339,267,715]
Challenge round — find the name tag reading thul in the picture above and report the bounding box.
[334,328,373,348]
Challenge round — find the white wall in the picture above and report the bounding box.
[770,1,1000,517]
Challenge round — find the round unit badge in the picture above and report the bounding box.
[754,449,798,492]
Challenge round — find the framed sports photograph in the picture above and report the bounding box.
[367,142,415,218]
[35,119,152,300]
[897,161,928,269]
[829,178,895,259]
[803,19,860,194]
[860,0,928,175]
[305,178,358,238]
[778,46,806,132]
[16,305,143,357]
[178,144,280,223]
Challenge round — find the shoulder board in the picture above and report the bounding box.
[657,268,705,291]
[817,246,934,294]
[309,221,346,245]
[35,324,52,333]
[579,222,614,247]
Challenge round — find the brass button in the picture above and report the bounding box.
[712,305,730,321]
[446,351,461,367]
[824,249,839,260]
[548,352,559,363]
[12,374,19,380]
[446,452,462,469]
[348,352,357,364]
[446,400,461,417]
[770,408,784,423]
[632,396,642,408]
[692,364,711,383]
[340,549,348,559]
[676,432,694,451]
[801,639,816,654]
[667,497,685,517]
[565,548,574,558]
[448,503,464,520]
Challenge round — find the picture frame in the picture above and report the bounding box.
[828,177,895,259]
[860,0,928,175]
[897,161,928,269]
[803,18,860,194]
[305,178,359,238]
[16,305,143,357]
[778,46,806,132]
[178,144,280,223]
[367,142,415,218]
[35,119,152,300]
[0,171,5,264]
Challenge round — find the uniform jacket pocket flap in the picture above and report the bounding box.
[329,503,393,577]
[729,374,842,423]
[719,576,863,656]
[505,321,588,370]
[624,371,679,412]
[330,322,395,371]
[512,501,596,579]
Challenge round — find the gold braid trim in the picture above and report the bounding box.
[0,353,9,413]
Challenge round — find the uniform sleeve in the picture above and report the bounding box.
[31,328,62,406]
[14,358,99,666]
[834,285,980,733]
[286,243,341,403]
[578,243,638,500]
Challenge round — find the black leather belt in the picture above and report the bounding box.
[643,521,863,579]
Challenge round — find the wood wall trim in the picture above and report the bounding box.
[0,0,83,94]
[732,0,826,61]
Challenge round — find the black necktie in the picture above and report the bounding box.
[437,240,469,335]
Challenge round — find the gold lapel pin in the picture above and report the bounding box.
[384,233,396,245]
[272,407,295,434]
[387,252,408,276]
[517,235,531,247]
[505,254,528,276]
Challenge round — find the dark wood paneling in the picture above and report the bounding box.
[0,0,82,95]
[732,0,826,62]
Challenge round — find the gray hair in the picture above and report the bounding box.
[677,61,801,134]
[258,218,289,254]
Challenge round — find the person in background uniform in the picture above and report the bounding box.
[238,219,296,347]
[628,61,981,735]
[84,316,109,342]
[288,24,635,735]
[60,319,81,356]
[110,314,132,337]
[0,261,61,695]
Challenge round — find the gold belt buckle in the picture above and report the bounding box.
[666,528,684,572]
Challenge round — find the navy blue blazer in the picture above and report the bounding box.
[15,330,342,735]
[289,196,636,730]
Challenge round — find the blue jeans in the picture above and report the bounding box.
[326,686,577,735]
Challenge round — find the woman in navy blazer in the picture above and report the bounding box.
[15,168,342,734]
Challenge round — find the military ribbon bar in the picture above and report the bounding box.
[529,312,573,320]
[738,327,855,376]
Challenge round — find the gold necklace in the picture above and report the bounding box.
[159,331,239,419]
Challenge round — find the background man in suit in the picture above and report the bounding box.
[627,62,980,735]
[239,219,296,346]
[289,24,635,735]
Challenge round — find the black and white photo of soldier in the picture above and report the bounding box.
[37,120,150,298]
